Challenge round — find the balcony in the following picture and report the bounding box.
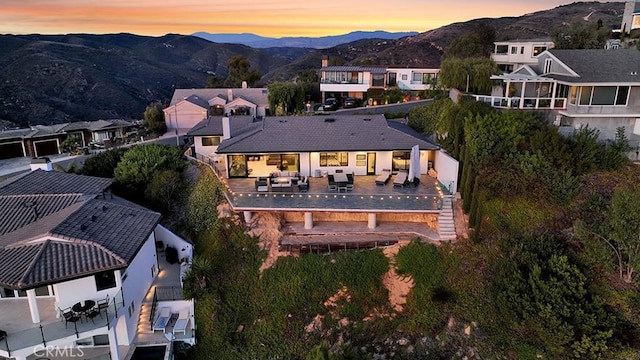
[0,292,125,358]
[474,95,567,110]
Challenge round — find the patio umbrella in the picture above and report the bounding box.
[407,144,420,184]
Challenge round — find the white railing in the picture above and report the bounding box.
[474,95,567,110]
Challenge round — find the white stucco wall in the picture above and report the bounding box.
[193,135,221,158]
[155,225,193,263]
[118,231,158,345]
[164,101,208,133]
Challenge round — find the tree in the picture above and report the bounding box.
[444,23,495,58]
[113,143,185,198]
[206,75,225,88]
[144,101,167,135]
[80,148,126,178]
[145,169,184,213]
[439,57,496,94]
[225,56,261,88]
[185,167,226,234]
[551,21,611,49]
[267,82,302,115]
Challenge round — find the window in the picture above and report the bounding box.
[579,86,593,106]
[532,46,547,56]
[1,287,15,298]
[371,74,384,87]
[402,74,408,80]
[511,46,518,54]
[392,151,410,172]
[616,86,629,105]
[495,45,508,54]
[569,86,578,105]
[556,84,569,99]
[388,72,397,86]
[520,46,525,54]
[320,152,348,167]
[591,86,617,105]
[201,136,220,146]
[543,58,553,74]
[95,271,117,291]
[412,72,422,82]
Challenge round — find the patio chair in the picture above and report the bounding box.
[97,294,109,314]
[346,173,354,191]
[327,175,337,191]
[86,305,103,323]
[393,170,408,187]
[298,176,309,192]
[60,307,81,328]
[153,307,171,333]
[375,169,391,186]
[173,308,190,335]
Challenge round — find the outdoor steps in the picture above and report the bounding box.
[137,300,154,334]
[438,197,457,241]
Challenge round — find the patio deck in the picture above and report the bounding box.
[224,174,450,212]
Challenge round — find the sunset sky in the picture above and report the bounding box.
[2,0,580,37]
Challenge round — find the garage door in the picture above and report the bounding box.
[0,142,25,160]
[34,140,59,157]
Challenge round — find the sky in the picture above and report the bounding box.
[1,0,581,37]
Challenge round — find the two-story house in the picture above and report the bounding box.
[0,164,194,360]
[320,56,439,105]
[491,38,555,73]
[475,48,640,153]
[163,85,270,134]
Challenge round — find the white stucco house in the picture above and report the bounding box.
[0,165,194,360]
[491,38,555,73]
[163,85,270,134]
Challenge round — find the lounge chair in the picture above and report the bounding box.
[173,309,190,335]
[346,173,354,191]
[153,307,171,333]
[375,169,391,186]
[393,171,408,187]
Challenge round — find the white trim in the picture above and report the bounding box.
[540,51,580,77]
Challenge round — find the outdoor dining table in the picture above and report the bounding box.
[72,299,96,315]
[333,173,348,192]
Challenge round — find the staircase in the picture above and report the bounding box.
[438,196,457,240]
[136,292,155,335]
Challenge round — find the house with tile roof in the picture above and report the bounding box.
[0,120,135,160]
[163,86,270,134]
[191,114,459,241]
[0,168,194,360]
[475,48,640,153]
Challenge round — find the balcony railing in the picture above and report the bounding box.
[0,291,125,357]
[474,95,567,110]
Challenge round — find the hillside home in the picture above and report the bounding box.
[491,38,555,73]
[475,49,640,152]
[0,166,194,360]
[0,120,135,160]
[163,85,270,134]
[621,0,640,33]
[320,56,439,105]
[191,114,459,240]
[185,115,256,160]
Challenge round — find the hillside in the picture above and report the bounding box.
[0,2,626,127]
[264,1,624,82]
[0,33,289,127]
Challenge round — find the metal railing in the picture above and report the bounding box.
[0,291,125,356]
[474,95,567,110]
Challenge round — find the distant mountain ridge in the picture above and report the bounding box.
[192,30,419,49]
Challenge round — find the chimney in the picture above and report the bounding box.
[321,55,329,68]
[222,117,231,140]
[241,81,248,89]
[30,157,52,171]
[227,89,233,102]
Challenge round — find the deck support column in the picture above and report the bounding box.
[27,288,40,323]
[367,213,377,229]
[304,212,313,230]
[108,325,120,360]
[243,211,253,223]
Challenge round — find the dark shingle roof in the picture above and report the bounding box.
[170,88,269,107]
[186,116,256,137]
[216,115,439,154]
[322,66,387,74]
[0,169,112,195]
[0,194,82,236]
[547,49,640,83]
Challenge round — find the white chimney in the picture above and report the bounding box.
[222,117,231,140]
[227,89,233,102]
[30,157,53,171]
[241,81,248,89]
[322,55,329,68]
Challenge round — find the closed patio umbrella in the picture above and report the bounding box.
[407,144,420,184]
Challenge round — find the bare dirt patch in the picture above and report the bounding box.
[382,240,414,312]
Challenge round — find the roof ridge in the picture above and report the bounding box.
[16,239,49,288]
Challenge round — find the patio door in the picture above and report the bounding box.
[367,153,376,175]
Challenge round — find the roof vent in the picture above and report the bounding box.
[101,205,108,212]
[324,118,336,123]
[363,118,371,121]
[79,224,87,231]
[632,71,638,76]
[89,214,97,221]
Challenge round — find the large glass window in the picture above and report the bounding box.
[495,45,508,54]
[228,155,248,177]
[95,271,116,291]
[511,46,518,54]
[591,87,617,105]
[579,86,593,106]
[616,86,629,105]
[371,74,385,87]
[412,72,422,82]
[320,152,348,167]
[392,151,410,172]
[387,72,397,86]
[533,46,547,56]
[201,136,220,146]
[569,86,578,105]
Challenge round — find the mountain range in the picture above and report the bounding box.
[192,31,419,49]
[0,1,625,128]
